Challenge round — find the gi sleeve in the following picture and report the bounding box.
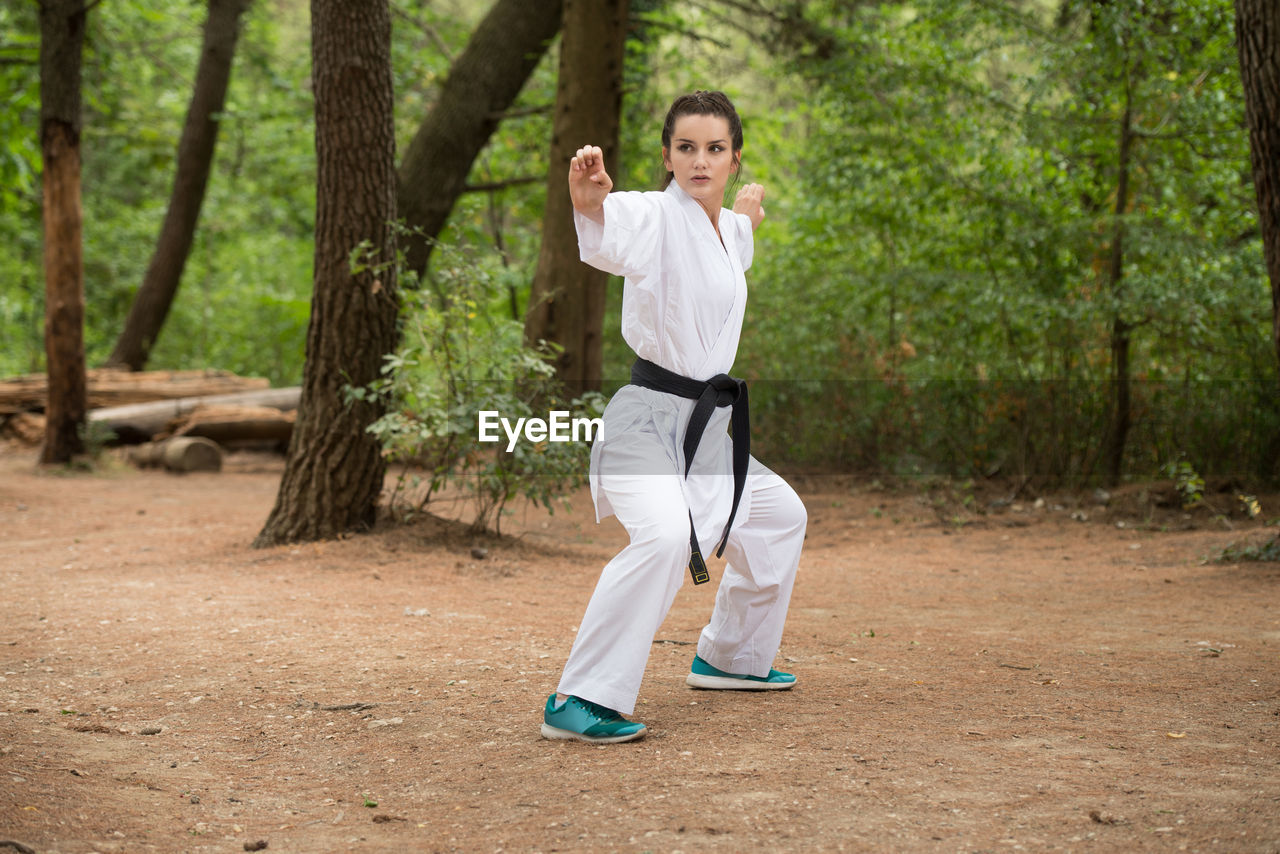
[733,210,754,272]
[573,191,665,278]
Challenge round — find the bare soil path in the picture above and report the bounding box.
[1,451,1278,853]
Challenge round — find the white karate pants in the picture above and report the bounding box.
[556,459,806,716]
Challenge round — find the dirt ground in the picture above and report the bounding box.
[1,449,1278,854]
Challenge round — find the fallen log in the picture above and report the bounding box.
[166,404,296,444]
[0,369,271,416]
[91,387,300,444]
[127,436,223,473]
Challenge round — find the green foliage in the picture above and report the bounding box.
[732,0,1273,483]
[1213,534,1280,563]
[0,3,40,215]
[0,0,563,383]
[0,1,320,381]
[91,0,319,384]
[0,2,43,375]
[353,242,603,534]
[1162,458,1206,507]
[404,2,557,323]
[2,0,1272,490]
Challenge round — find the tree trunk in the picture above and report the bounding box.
[396,0,562,276]
[38,0,88,464]
[1235,0,1280,482]
[105,0,251,371]
[1104,96,1134,486]
[254,0,398,547]
[523,0,628,391]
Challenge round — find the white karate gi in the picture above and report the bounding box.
[556,181,808,716]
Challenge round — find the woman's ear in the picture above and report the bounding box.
[731,151,741,173]
[661,147,672,173]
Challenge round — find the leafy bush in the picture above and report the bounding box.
[350,242,603,534]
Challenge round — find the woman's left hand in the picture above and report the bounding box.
[732,183,766,231]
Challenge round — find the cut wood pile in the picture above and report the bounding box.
[1,370,301,472]
[0,368,270,416]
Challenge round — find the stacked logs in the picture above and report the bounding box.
[0,370,299,473]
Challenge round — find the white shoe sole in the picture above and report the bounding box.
[540,723,647,743]
[685,672,796,691]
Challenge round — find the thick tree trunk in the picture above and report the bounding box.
[1235,0,1280,418]
[523,0,628,391]
[254,0,398,546]
[396,0,561,275]
[105,0,250,371]
[38,0,87,464]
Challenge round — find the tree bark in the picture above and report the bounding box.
[38,0,88,464]
[1235,0,1280,403]
[523,0,628,391]
[254,0,398,546]
[105,0,251,371]
[396,0,562,275]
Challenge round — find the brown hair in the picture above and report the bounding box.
[660,90,744,189]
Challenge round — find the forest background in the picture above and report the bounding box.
[2,0,1277,490]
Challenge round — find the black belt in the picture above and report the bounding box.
[629,357,749,585]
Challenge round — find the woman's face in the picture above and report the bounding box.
[663,113,739,209]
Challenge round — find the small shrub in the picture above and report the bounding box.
[1161,459,1205,509]
[1213,535,1280,564]
[350,241,602,534]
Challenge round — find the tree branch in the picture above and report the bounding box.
[391,5,454,63]
[633,9,731,49]
[689,0,839,58]
[489,104,551,120]
[463,175,541,193]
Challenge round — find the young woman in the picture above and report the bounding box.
[541,91,807,743]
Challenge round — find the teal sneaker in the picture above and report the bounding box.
[685,655,797,691]
[540,694,647,743]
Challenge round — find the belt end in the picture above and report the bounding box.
[689,551,710,585]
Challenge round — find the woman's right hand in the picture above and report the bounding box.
[568,145,612,224]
